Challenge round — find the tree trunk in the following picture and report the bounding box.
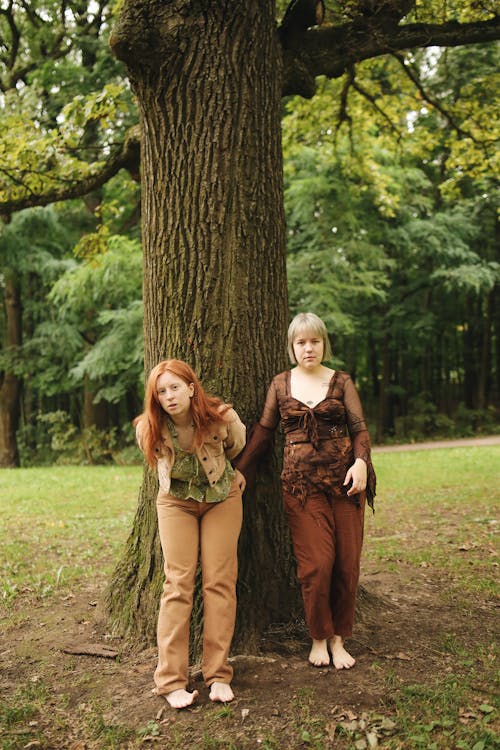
[107,0,300,650]
[82,374,109,431]
[493,285,500,407]
[477,294,491,411]
[376,333,390,442]
[463,297,476,409]
[0,274,22,467]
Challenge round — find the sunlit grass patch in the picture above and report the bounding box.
[0,466,141,606]
[366,447,500,598]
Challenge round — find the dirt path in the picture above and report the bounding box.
[373,434,500,452]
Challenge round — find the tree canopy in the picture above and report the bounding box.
[1,1,498,214]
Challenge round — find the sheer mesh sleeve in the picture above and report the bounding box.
[257,378,280,430]
[234,380,280,484]
[344,376,377,508]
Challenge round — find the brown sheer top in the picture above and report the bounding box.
[236,370,376,509]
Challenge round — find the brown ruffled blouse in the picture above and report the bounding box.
[236,370,376,509]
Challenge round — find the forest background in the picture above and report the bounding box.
[0,0,499,471]
[0,4,499,746]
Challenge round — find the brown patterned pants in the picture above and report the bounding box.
[283,489,365,640]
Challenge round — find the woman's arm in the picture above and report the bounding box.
[343,376,377,505]
[234,380,280,485]
[222,408,247,459]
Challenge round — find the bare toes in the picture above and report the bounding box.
[209,682,234,703]
[166,689,199,709]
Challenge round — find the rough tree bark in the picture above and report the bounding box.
[106,0,300,649]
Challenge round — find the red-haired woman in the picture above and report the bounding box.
[135,360,246,709]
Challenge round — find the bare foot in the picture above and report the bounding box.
[209,682,234,703]
[329,636,355,669]
[165,688,199,708]
[309,638,330,667]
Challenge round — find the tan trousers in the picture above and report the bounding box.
[154,480,242,695]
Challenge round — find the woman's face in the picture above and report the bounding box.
[156,371,194,420]
[292,328,324,369]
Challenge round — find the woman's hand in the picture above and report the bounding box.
[343,458,367,496]
[235,469,247,493]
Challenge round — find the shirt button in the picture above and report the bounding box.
[202,457,207,461]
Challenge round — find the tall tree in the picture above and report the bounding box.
[106,1,296,648]
[104,0,500,645]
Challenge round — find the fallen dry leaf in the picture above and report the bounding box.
[378,717,397,731]
[459,709,478,719]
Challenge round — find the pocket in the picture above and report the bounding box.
[205,435,225,457]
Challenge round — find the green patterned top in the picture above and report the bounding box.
[167,420,235,503]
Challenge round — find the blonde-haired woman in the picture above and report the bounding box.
[135,359,246,708]
[237,313,375,669]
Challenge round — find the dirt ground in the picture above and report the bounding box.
[1,438,499,748]
[1,553,497,749]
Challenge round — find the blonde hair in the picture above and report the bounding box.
[287,312,333,364]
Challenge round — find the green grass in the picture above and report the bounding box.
[0,449,498,749]
[388,677,498,750]
[0,465,142,605]
[367,446,499,599]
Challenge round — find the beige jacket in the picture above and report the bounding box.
[136,406,246,494]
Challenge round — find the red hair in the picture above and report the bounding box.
[134,359,230,467]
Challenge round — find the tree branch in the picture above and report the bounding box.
[391,53,475,142]
[352,77,403,140]
[336,66,354,139]
[0,126,141,214]
[282,16,500,96]
[18,0,43,27]
[0,2,20,74]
